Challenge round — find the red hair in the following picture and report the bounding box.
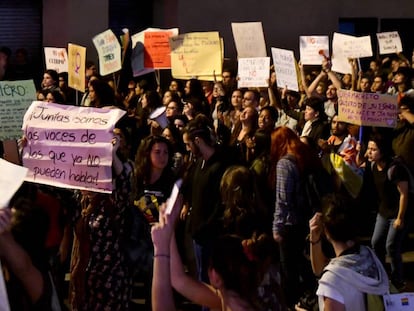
[268,127,320,190]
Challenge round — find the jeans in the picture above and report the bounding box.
[371,213,410,284]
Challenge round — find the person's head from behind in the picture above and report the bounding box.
[135,135,172,182]
[220,166,256,215]
[182,114,215,157]
[331,115,348,137]
[209,235,257,299]
[321,194,358,244]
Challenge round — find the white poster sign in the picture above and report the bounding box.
[22,102,126,193]
[237,57,270,88]
[44,47,68,73]
[377,31,403,55]
[299,36,329,65]
[231,22,267,58]
[271,47,298,92]
[331,32,354,74]
[92,29,122,76]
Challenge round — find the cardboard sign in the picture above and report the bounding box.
[299,36,329,65]
[131,27,179,77]
[271,47,299,92]
[68,43,86,93]
[0,158,28,209]
[331,33,354,74]
[237,57,270,88]
[231,22,267,58]
[144,31,175,69]
[170,31,222,80]
[92,29,122,76]
[337,89,398,127]
[21,102,126,193]
[44,47,68,73]
[0,80,36,140]
[377,31,403,55]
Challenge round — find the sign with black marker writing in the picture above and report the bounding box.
[21,102,126,193]
[0,80,36,140]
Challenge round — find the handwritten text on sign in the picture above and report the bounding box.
[272,47,298,92]
[144,31,175,69]
[0,80,36,140]
[377,31,403,55]
[299,36,329,65]
[238,57,270,88]
[337,89,398,128]
[22,102,125,193]
[169,32,222,79]
[93,29,121,76]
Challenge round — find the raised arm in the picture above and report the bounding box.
[308,212,330,277]
[322,59,343,91]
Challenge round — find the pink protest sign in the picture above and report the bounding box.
[21,102,126,193]
[337,89,398,128]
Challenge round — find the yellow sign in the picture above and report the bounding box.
[68,43,86,93]
[170,32,222,81]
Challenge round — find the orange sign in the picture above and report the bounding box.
[144,31,173,69]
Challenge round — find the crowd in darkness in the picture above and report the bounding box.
[0,42,414,311]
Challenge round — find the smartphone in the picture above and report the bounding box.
[165,179,183,214]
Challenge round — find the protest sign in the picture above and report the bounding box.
[271,47,299,92]
[144,31,175,69]
[44,47,68,73]
[377,31,403,55]
[0,158,28,209]
[170,32,222,81]
[331,33,354,74]
[131,27,179,77]
[299,36,329,65]
[0,80,36,140]
[337,89,398,128]
[68,43,86,93]
[237,57,270,88]
[231,22,267,58]
[22,102,126,193]
[92,29,122,76]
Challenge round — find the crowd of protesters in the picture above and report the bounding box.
[1,42,414,311]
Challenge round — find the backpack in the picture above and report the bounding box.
[387,156,414,194]
[303,168,335,214]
